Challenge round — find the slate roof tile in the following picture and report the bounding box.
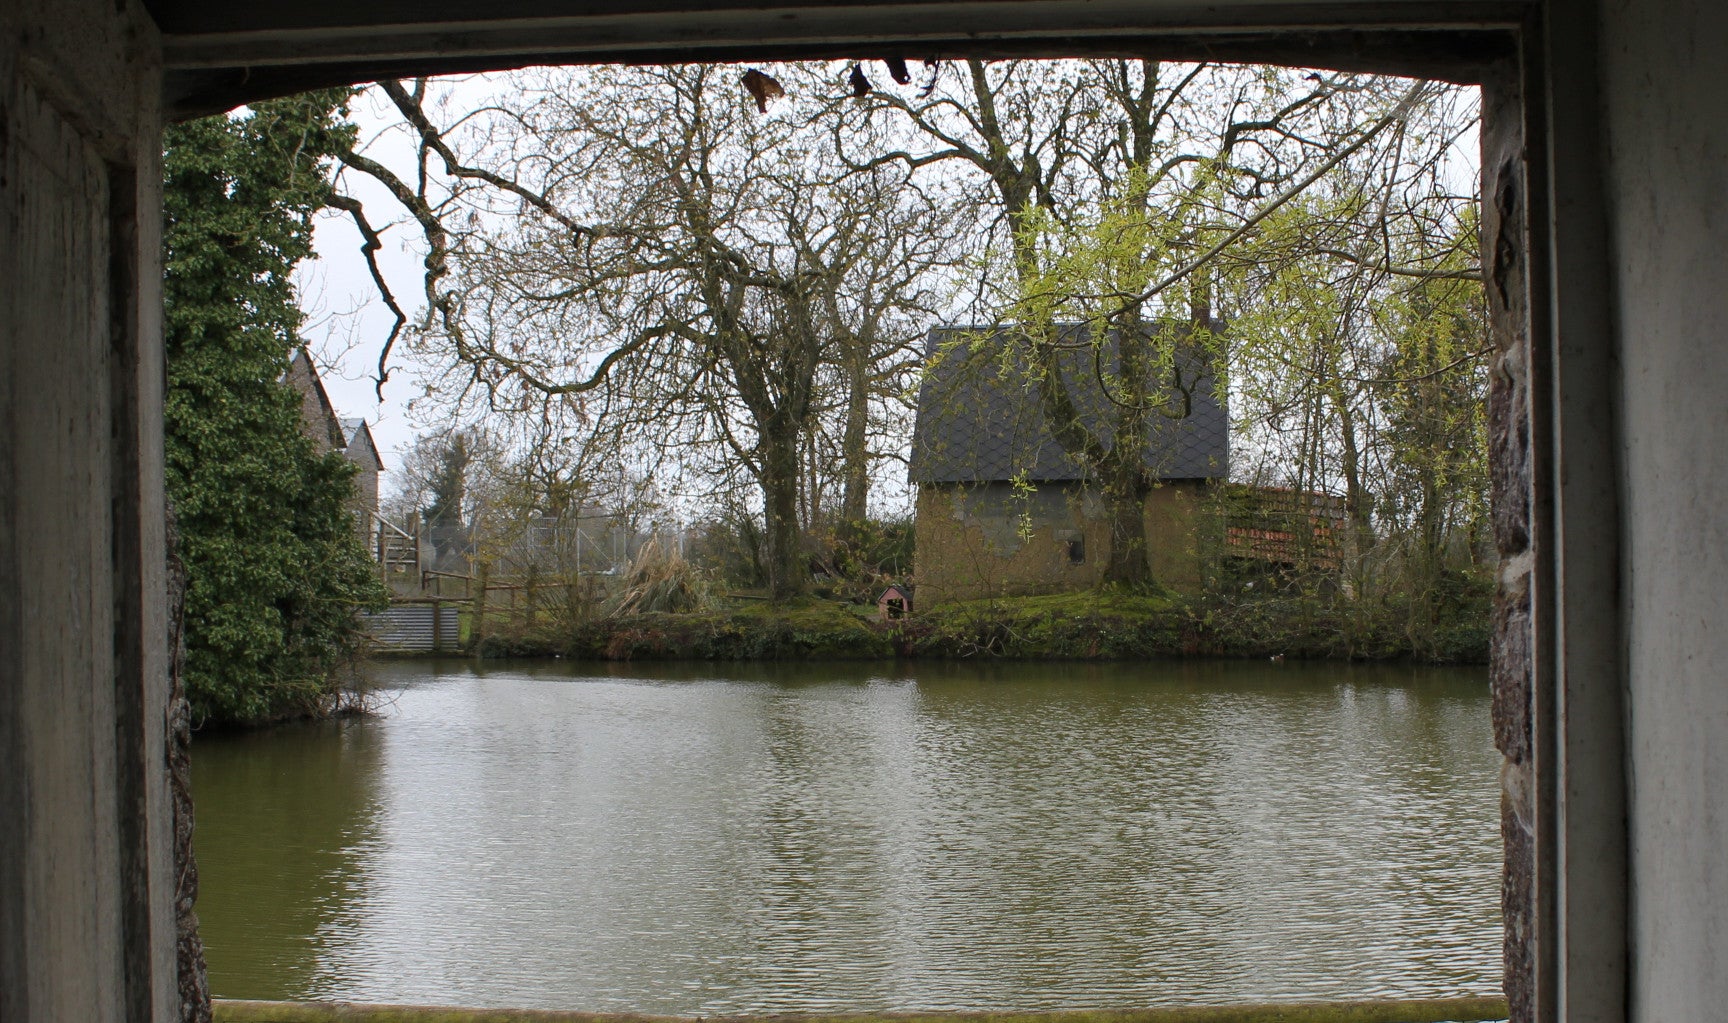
[909,323,1230,484]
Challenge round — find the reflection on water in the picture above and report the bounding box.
[193,659,1501,1013]
[192,714,383,996]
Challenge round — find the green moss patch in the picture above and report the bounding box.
[905,589,1189,659]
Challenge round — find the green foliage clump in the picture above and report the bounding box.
[685,504,770,590]
[1185,568,1492,664]
[543,582,1487,666]
[814,516,915,603]
[164,91,387,727]
[901,583,1488,664]
[420,431,475,533]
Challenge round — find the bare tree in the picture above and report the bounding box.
[332,59,1482,606]
[843,59,1463,587]
[337,65,956,598]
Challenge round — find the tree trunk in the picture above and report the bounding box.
[1420,472,1446,582]
[838,340,871,524]
[1100,492,1155,586]
[1333,392,1377,560]
[1098,319,1157,588]
[760,427,807,600]
[1099,455,1155,587]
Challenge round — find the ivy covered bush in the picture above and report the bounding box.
[163,91,387,727]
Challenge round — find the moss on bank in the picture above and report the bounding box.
[553,598,894,661]
[215,998,1508,1023]
[902,590,1189,659]
[463,583,1487,665]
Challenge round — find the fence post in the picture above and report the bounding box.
[473,562,489,656]
[431,598,444,653]
[526,564,539,630]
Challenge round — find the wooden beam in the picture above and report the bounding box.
[157,2,1521,117]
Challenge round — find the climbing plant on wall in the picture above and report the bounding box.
[163,89,387,727]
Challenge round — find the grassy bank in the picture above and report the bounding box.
[559,598,895,660]
[463,584,1487,665]
[214,997,1508,1023]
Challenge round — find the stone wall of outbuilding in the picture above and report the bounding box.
[912,480,1209,605]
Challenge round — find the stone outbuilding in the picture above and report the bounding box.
[286,346,345,454]
[909,324,1228,605]
[337,417,383,531]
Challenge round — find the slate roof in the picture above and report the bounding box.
[339,417,384,471]
[909,323,1229,484]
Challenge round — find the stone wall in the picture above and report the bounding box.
[913,480,1209,605]
[1481,58,1536,1023]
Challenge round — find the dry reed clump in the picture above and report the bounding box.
[606,538,710,617]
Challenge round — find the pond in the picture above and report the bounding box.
[192,658,1502,1014]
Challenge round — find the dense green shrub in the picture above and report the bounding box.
[905,589,1189,659]
[164,91,387,727]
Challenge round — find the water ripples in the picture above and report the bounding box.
[193,659,1502,1013]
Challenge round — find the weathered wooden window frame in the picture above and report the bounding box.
[154,9,1624,1023]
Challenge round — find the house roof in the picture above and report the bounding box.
[285,350,386,471]
[340,418,384,471]
[909,323,1229,485]
[286,348,347,452]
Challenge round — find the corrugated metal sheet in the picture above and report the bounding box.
[365,604,461,653]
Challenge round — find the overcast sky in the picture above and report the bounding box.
[295,82,485,493]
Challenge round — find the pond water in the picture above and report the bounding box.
[192,658,1502,1013]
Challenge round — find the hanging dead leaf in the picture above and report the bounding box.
[848,63,871,98]
[741,68,785,113]
[918,59,941,98]
[884,58,911,85]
